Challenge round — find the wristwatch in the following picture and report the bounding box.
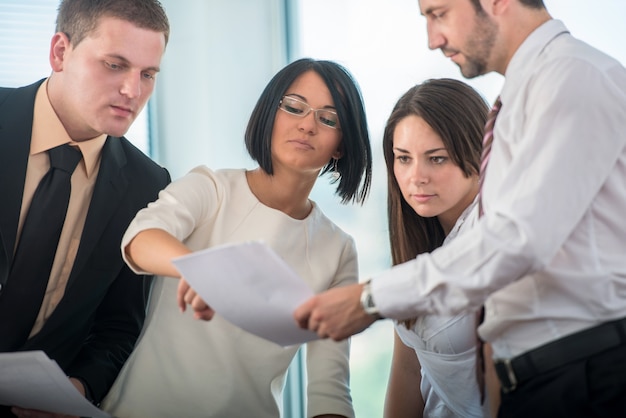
[360,279,381,318]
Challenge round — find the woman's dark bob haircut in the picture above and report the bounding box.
[245,58,372,204]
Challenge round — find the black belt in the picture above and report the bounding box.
[494,316,626,393]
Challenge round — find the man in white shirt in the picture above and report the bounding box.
[295,1,626,416]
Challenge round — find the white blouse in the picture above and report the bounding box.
[102,167,356,418]
[394,198,488,417]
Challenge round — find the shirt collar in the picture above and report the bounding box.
[32,79,107,178]
[444,195,479,243]
[501,19,570,106]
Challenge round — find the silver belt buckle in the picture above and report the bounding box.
[495,358,518,393]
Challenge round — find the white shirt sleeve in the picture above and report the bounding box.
[371,23,626,357]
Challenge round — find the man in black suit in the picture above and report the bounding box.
[0,0,171,415]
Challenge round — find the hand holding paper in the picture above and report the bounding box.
[177,278,216,320]
[172,240,320,346]
[0,351,111,418]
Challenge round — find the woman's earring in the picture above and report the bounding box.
[331,158,340,180]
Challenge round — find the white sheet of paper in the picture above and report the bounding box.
[0,350,111,418]
[172,240,319,347]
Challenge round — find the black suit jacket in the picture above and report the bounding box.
[0,79,171,403]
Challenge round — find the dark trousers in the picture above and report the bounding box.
[497,342,626,418]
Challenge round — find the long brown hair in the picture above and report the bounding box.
[382,79,488,325]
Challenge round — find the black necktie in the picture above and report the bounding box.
[0,144,82,350]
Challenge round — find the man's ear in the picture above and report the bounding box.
[481,0,510,16]
[49,32,71,72]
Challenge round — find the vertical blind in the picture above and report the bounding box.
[0,0,58,87]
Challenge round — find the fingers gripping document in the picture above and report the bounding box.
[172,240,319,347]
[0,351,111,417]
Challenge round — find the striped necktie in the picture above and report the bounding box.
[478,96,502,217]
[476,96,502,404]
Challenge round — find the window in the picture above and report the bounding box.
[290,2,501,416]
[6,2,625,417]
[292,1,626,417]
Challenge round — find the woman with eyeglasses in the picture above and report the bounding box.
[101,58,372,418]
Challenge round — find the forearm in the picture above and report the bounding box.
[124,228,191,277]
[306,338,354,418]
[384,331,424,418]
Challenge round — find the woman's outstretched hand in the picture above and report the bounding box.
[177,278,215,320]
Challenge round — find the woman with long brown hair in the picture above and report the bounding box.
[383,78,491,418]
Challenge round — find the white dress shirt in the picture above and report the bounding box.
[373,20,626,360]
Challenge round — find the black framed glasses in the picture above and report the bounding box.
[278,95,340,129]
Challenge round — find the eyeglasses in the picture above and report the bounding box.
[278,96,340,129]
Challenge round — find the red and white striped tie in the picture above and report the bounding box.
[476,96,502,405]
[478,96,502,217]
